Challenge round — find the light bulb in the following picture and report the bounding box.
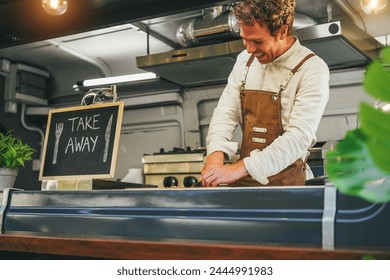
[360,0,388,15]
[42,0,68,16]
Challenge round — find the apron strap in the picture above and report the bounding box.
[240,54,256,95]
[279,53,316,95]
[241,53,315,96]
[246,54,256,68]
[292,53,316,74]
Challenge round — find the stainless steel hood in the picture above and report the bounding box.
[137,20,382,86]
[136,39,244,86]
[295,20,381,70]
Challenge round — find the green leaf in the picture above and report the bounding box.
[366,141,390,173]
[16,158,25,167]
[360,102,390,140]
[360,102,390,173]
[380,46,390,64]
[326,129,390,203]
[363,60,390,102]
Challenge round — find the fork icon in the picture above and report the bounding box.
[52,122,64,164]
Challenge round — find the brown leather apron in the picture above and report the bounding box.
[233,53,315,186]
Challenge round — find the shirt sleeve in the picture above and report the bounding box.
[243,57,330,184]
[206,52,248,159]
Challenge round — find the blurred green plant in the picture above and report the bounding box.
[326,47,390,203]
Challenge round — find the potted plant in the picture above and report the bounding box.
[0,131,36,190]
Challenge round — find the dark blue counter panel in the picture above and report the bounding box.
[1,186,389,250]
[335,193,389,249]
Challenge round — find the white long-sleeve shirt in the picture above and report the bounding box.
[206,39,330,185]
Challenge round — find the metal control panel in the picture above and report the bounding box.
[143,148,205,188]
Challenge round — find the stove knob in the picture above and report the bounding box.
[183,176,198,188]
[163,176,178,188]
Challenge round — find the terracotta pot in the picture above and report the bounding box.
[0,168,18,191]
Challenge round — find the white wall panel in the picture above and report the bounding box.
[116,104,184,180]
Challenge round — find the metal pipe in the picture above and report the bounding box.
[20,103,45,161]
[293,13,318,29]
[333,0,366,31]
[176,11,240,47]
[176,11,317,47]
[327,0,333,22]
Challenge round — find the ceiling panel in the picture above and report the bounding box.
[0,0,235,48]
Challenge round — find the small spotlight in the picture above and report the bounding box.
[360,0,387,15]
[42,0,68,16]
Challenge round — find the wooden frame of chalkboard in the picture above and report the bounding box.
[39,101,124,180]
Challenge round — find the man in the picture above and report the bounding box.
[200,0,329,187]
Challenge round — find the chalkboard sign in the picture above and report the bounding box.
[39,102,124,180]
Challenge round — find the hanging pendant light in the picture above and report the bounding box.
[360,0,387,15]
[42,0,68,16]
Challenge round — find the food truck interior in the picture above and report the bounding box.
[0,0,389,259]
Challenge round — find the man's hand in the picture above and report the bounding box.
[200,151,224,185]
[200,152,248,187]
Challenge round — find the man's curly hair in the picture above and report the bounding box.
[234,0,295,36]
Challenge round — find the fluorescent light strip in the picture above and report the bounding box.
[83,72,157,87]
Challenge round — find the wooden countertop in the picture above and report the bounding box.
[1,234,389,260]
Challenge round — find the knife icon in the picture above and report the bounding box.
[103,114,113,163]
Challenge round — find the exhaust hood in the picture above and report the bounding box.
[136,20,382,86]
[136,39,244,86]
[295,20,381,70]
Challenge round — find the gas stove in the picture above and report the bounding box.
[142,144,326,188]
[142,147,206,188]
